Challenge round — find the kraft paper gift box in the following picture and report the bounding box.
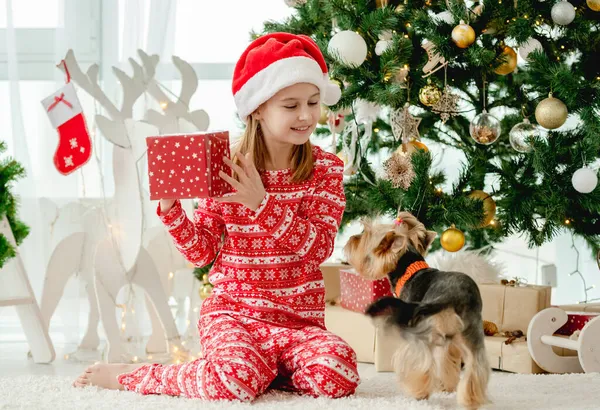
[480,283,552,333]
[339,268,393,313]
[146,131,232,200]
[325,305,401,372]
[479,283,552,373]
[319,262,350,303]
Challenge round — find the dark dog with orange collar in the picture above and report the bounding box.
[343,212,490,409]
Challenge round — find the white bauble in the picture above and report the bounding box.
[519,38,543,60]
[572,167,598,193]
[328,30,368,67]
[375,39,392,55]
[551,1,576,26]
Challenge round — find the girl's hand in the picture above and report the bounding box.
[216,152,266,211]
[159,199,176,214]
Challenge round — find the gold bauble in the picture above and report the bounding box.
[440,224,466,252]
[451,20,476,49]
[419,84,442,107]
[494,46,517,76]
[535,93,568,130]
[397,140,429,156]
[376,0,389,7]
[469,190,497,226]
[587,0,600,11]
[318,105,330,125]
[199,284,213,300]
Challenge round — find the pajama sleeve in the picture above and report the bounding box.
[157,198,225,267]
[249,156,345,265]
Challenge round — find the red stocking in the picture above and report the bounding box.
[42,81,92,175]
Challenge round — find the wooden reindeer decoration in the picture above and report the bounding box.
[39,50,184,363]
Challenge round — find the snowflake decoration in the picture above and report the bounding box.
[390,104,421,144]
[431,86,459,123]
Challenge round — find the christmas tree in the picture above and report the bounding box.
[0,140,30,269]
[259,0,600,254]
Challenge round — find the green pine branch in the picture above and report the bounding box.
[0,140,30,269]
[261,0,600,255]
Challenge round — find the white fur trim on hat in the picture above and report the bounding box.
[234,56,341,121]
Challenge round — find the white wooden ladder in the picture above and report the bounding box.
[0,215,55,363]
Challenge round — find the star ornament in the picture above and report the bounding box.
[390,104,421,144]
[431,86,459,123]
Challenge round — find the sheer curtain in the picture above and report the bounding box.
[0,0,295,344]
[1,0,598,346]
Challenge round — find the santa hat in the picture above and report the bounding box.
[232,32,342,121]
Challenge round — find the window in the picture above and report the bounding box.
[0,0,100,80]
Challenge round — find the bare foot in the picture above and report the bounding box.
[72,362,146,390]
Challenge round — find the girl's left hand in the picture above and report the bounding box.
[216,152,266,211]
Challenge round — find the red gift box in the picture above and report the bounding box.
[340,268,393,313]
[554,311,600,336]
[146,131,232,200]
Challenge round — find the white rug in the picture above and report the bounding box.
[1,370,599,409]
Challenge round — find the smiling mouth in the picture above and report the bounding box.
[291,126,310,131]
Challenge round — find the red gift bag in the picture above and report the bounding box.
[146,131,232,200]
[554,311,600,336]
[340,268,393,313]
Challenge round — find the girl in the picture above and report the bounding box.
[73,32,360,401]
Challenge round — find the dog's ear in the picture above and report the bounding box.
[374,231,407,256]
[360,217,373,232]
[423,230,437,251]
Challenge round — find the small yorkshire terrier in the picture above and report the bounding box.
[344,212,490,409]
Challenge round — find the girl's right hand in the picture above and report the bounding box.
[160,199,176,214]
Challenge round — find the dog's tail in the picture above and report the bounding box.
[365,297,454,328]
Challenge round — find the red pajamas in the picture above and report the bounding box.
[119,146,359,401]
[118,314,359,400]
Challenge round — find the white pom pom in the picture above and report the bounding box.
[322,82,341,106]
[427,249,505,284]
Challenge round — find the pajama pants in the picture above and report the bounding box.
[118,313,360,401]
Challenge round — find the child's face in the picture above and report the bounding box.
[254,83,321,146]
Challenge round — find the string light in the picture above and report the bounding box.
[169,271,174,279]
[489,219,497,226]
[160,102,168,109]
[567,233,597,303]
[132,356,139,363]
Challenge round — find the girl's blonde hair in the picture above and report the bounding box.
[234,116,314,182]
